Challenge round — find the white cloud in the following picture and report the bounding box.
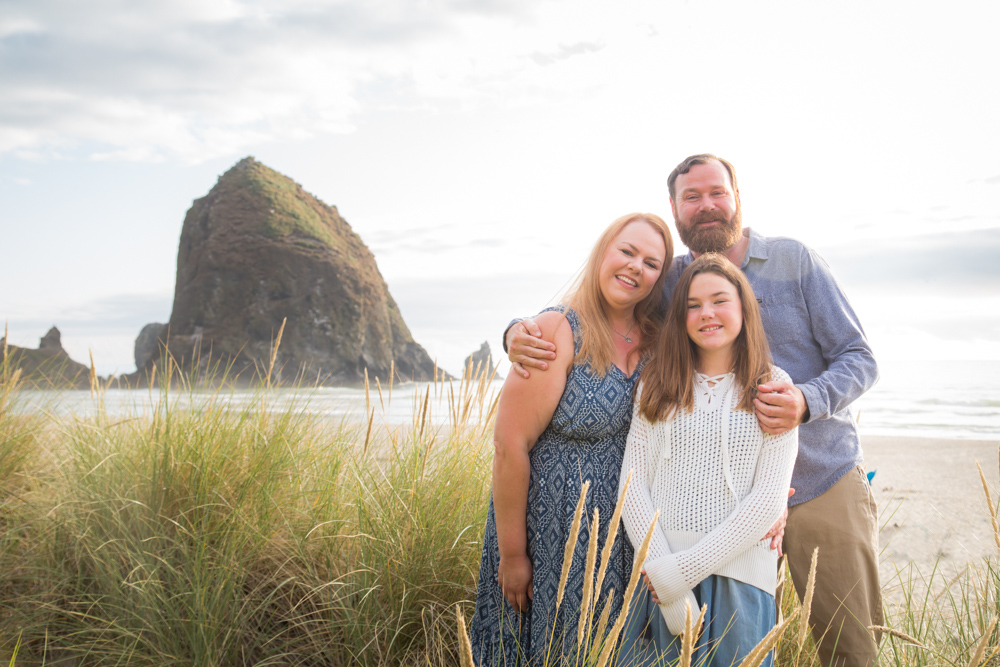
[0,17,42,38]
[4,0,997,171]
[0,0,556,163]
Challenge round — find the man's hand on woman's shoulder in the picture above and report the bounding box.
[506,317,558,379]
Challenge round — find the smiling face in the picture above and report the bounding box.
[685,271,744,369]
[671,160,743,254]
[597,221,667,314]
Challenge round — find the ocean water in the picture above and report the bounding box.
[12,381,500,429]
[853,358,1000,441]
[12,359,1000,441]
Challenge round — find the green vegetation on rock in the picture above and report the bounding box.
[238,158,340,250]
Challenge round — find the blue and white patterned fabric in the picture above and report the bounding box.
[470,308,639,666]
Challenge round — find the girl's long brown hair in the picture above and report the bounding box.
[564,213,673,376]
[638,253,772,422]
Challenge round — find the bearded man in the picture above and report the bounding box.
[506,154,882,667]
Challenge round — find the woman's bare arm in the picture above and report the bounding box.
[493,311,573,611]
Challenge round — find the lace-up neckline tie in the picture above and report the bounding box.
[695,371,739,497]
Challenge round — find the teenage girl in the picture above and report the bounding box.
[618,253,798,667]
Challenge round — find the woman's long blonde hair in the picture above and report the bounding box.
[638,253,772,421]
[564,212,673,376]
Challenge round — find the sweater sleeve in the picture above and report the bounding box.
[621,393,699,634]
[643,399,798,604]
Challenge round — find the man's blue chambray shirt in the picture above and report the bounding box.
[662,228,879,505]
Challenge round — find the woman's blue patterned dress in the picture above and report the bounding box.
[470,309,639,665]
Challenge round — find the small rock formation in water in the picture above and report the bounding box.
[126,156,438,386]
[1,326,90,389]
[462,341,502,380]
[134,323,166,370]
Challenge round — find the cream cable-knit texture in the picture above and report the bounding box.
[620,366,798,635]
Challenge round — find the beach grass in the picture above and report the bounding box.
[2,352,1000,665]
[0,355,495,665]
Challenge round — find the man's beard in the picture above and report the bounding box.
[677,207,743,254]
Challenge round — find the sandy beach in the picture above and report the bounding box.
[862,435,1000,592]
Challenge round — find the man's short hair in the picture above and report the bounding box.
[667,154,739,201]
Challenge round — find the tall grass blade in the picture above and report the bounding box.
[547,480,590,667]
[594,470,631,610]
[587,588,614,662]
[456,606,475,667]
[363,407,375,454]
[556,481,590,612]
[796,546,819,661]
[418,385,430,438]
[966,616,997,667]
[976,461,1000,556]
[869,625,926,647]
[265,317,286,388]
[7,632,21,666]
[364,368,370,414]
[577,507,600,649]
[678,602,696,667]
[595,509,659,667]
[737,608,799,667]
[88,349,98,397]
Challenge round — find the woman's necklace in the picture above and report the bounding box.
[612,319,635,344]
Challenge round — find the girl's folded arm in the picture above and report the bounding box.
[620,401,676,572]
[645,426,798,602]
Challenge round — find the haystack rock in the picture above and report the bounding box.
[0,326,90,389]
[131,157,437,386]
[463,341,502,380]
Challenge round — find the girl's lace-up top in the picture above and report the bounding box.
[620,365,798,634]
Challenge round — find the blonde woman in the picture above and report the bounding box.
[470,213,673,665]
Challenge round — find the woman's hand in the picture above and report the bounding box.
[763,488,795,556]
[643,571,703,637]
[641,568,661,604]
[498,553,534,613]
[506,318,557,379]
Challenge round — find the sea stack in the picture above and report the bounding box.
[135,157,437,385]
[463,341,502,380]
[1,326,90,389]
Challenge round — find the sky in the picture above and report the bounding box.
[2,0,999,377]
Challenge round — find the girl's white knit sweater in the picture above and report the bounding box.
[620,366,798,635]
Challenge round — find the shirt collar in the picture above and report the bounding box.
[741,227,768,269]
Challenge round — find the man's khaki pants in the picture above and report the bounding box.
[782,466,883,667]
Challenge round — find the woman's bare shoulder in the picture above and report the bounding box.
[536,310,573,343]
[534,309,571,336]
[534,310,575,372]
